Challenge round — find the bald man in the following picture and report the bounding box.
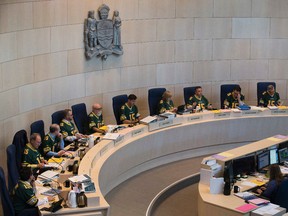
[42,124,65,159]
[88,103,106,134]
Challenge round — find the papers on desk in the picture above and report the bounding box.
[39,170,59,180]
[248,198,269,206]
[240,181,257,187]
[140,116,157,124]
[236,203,258,213]
[209,177,224,194]
[159,112,176,119]
[102,133,121,140]
[268,106,278,110]
[68,174,91,183]
[48,158,64,163]
[252,203,282,215]
[234,192,258,200]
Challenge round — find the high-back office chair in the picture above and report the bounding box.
[148,88,166,116]
[6,144,19,193]
[257,82,276,106]
[30,120,45,140]
[220,84,239,109]
[71,103,89,134]
[12,130,28,172]
[51,110,65,125]
[183,86,201,105]
[112,94,128,125]
[273,179,288,211]
[0,167,15,216]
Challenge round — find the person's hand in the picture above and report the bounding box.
[57,133,63,139]
[38,163,45,168]
[237,93,241,101]
[75,133,82,139]
[47,196,55,202]
[207,104,212,110]
[256,189,263,194]
[260,186,266,191]
[57,150,65,156]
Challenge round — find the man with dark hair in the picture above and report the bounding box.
[120,94,141,124]
[259,85,281,107]
[60,109,85,143]
[42,124,65,159]
[224,85,245,109]
[88,103,107,134]
[12,167,54,216]
[186,87,212,110]
[22,133,47,169]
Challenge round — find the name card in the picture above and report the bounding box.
[187,115,203,122]
[114,135,124,146]
[242,110,259,116]
[159,119,173,128]
[271,109,288,115]
[132,128,144,137]
[214,112,230,119]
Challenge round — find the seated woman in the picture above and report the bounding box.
[158,91,177,114]
[256,164,284,202]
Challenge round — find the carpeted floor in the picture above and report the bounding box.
[105,156,205,216]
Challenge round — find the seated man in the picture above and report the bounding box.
[12,167,54,216]
[42,124,65,159]
[22,133,47,169]
[60,109,85,144]
[186,86,212,111]
[158,91,177,114]
[224,85,245,109]
[259,85,281,107]
[120,94,141,124]
[88,103,106,134]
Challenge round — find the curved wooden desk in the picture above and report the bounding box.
[78,109,288,216]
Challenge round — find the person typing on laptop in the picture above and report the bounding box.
[12,167,54,216]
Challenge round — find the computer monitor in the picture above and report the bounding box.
[270,148,279,165]
[232,155,255,176]
[279,147,288,164]
[257,151,270,171]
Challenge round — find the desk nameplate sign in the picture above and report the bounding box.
[148,118,182,132]
[271,109,288,115]
[187,115,203,122]
[114,135,124,146]
[242,110,260,116]
[132,128,144,137]
[214,112,230,119]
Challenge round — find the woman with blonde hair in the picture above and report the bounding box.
[158,91,177,114]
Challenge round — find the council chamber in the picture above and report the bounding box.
[0,1,288,216]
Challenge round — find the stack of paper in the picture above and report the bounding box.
[102,133,121,140]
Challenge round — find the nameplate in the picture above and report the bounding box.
[100,145,109,156]
[132,128,144,137]
[271,109,288,115]
[214,112,230,119]
[187,115,203,122]
[114,136,124,146]
[159,119,173,128]
[242,110,259,116]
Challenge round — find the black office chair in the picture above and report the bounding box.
[6,144,19,193]
[183,86,201,105]
[0,167,15,216]
[220,84,240,109]
[112,94,128,125]
[273,179,288,211]
[148,88,166,116]
[51,110,65,125]
[30,120,45,140]
[71,103,89,134]
[12,130,28,172]
[257,82,276,106]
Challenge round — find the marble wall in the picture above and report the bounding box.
[0,0,288,172]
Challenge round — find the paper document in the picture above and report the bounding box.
[140,116,157,124]
[209,177,224,194]
[252,203,280,214]
[103,133,121,140]
[69,174,91,183]
[236,204,258,212]
[39,170,59,180]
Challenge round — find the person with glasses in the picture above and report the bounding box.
[88,103,107,134]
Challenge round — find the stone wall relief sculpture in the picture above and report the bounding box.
[84,4,123,60]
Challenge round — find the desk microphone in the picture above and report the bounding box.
[49,158,65,174]
[38,174,62,190]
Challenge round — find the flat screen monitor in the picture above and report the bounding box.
[257,151,270,171]
[270,148,279,165]
[279,147,288,164]
[232,155,255,176]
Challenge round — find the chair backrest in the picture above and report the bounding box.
[273,179,288,211]
[51,110,65,125]
[0,167,15,216]
[220,84,240,109]
[112,95,128,125]
[148,88,166,116]
[257,82,276,106]
[71,103,88,134]
[6,144,19,193]
[30,120,45,140]
[12,130,28,172]
[183,86,201,105]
